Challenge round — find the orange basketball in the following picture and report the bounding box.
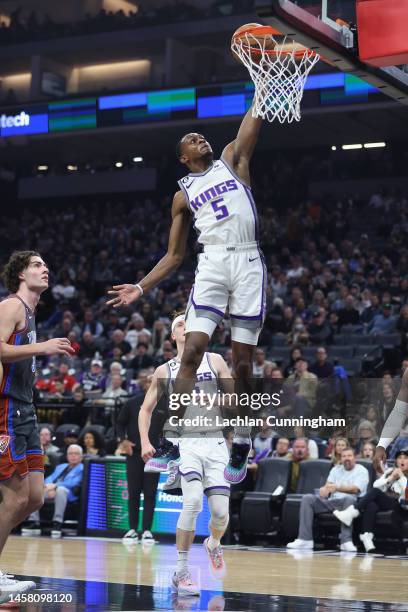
[231,22,280,62]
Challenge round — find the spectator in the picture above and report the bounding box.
[377,383,397,426]
[337,295,360,327]
[330,437,349,465]
[293,425,319,459]
[396,304,408,352]
[39,362,77,395]
[81,308,104,337]
[78,331,101,360]
[81,359,105,395]
[40,426,60,474]
[78,428,106,457]
[286,358,318,416]
[310,347,335,379]
[308,309,332,345]
[355,420,378,454]
[62,386,90,427]
[22,444,84,538]
[287,317,309,346]
[98,373,128,423]
[360,441,376,460]
[253,348,273,378]
[124,313,152,348]
[106,329,132,358]
[271,436,291,458]
[288,438,311,492]
[389,427,408,460]
[284,346,303,377]
[116,376,163,543]
[253,420,276,455]
[368,303,397,335]
[130,342,154,373]
[333,448,408,552]
[287,447,369,551]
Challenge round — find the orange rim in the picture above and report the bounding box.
[232,24,318,58]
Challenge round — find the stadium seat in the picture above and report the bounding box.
[240,458,292,535]
[328,346,354,359]
[281,460,331,540]
[337,357,363,375]
[354,344,382,358]
[268,347,292,363]
[341,334,375,346]
[271,335,287,347]
[339,325,364,334]
[374,333,402,348]
[78,424,106,439]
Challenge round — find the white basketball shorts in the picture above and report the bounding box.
[185,241,266,345]
[178,437,230,497]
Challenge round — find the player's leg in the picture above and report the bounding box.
[225,247,266,483]
[172,252,229,420]
[173,477,203,596]
[204,494,229,578]
[202,438,230,577]
[0,472,37,604]
[0,472,31,555]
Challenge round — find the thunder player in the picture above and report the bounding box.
[139,313,232,595]
[108,105,265,483]
[0,251,74,603]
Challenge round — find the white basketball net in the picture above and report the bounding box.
[232,31,320,123]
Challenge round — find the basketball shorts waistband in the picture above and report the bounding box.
[203,241,259,253]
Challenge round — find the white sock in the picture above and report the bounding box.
[233,436,250,445]
[207,535,220,550]
[177,551,188,574]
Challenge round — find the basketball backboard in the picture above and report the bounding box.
[255,0,408,105]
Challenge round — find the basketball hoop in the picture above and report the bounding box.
[231,24,320,124]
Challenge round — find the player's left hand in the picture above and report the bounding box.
[106,284,142,308]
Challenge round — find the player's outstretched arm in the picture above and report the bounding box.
[139,365,167,461]
[0,299,74,363]
[221,105,263,185]
[107,191,191,308]
[373,368,408,473]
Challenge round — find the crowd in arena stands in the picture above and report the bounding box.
[1,157,408,541]
[0,1,255,45]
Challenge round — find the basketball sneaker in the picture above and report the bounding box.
[21,521,41,537]
[172,570,199,596]
[163,460,181,491]
[0,571,36,606]
[122,529,139,542]
[145,438,180,472]
[203,538,226,579]
[141,530,155,544]
[224,439,251,484]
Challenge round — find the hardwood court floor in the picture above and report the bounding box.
[1,535,407,610]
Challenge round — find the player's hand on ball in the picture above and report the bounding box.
[141,442,156,462]
[373,447,387,473]
[107,284,141,308]
[43,338,75,356]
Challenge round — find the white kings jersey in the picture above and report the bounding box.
[165,353,224,435]
[178,158,258,246]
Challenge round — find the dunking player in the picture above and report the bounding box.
[0,251,74,603]
[374,368,408,473]
[139,313,232,595]
[108,105,265,483]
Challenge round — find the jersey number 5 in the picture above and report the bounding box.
[211,197,229,221]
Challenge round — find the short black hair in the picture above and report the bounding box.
[176,137,184,159]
